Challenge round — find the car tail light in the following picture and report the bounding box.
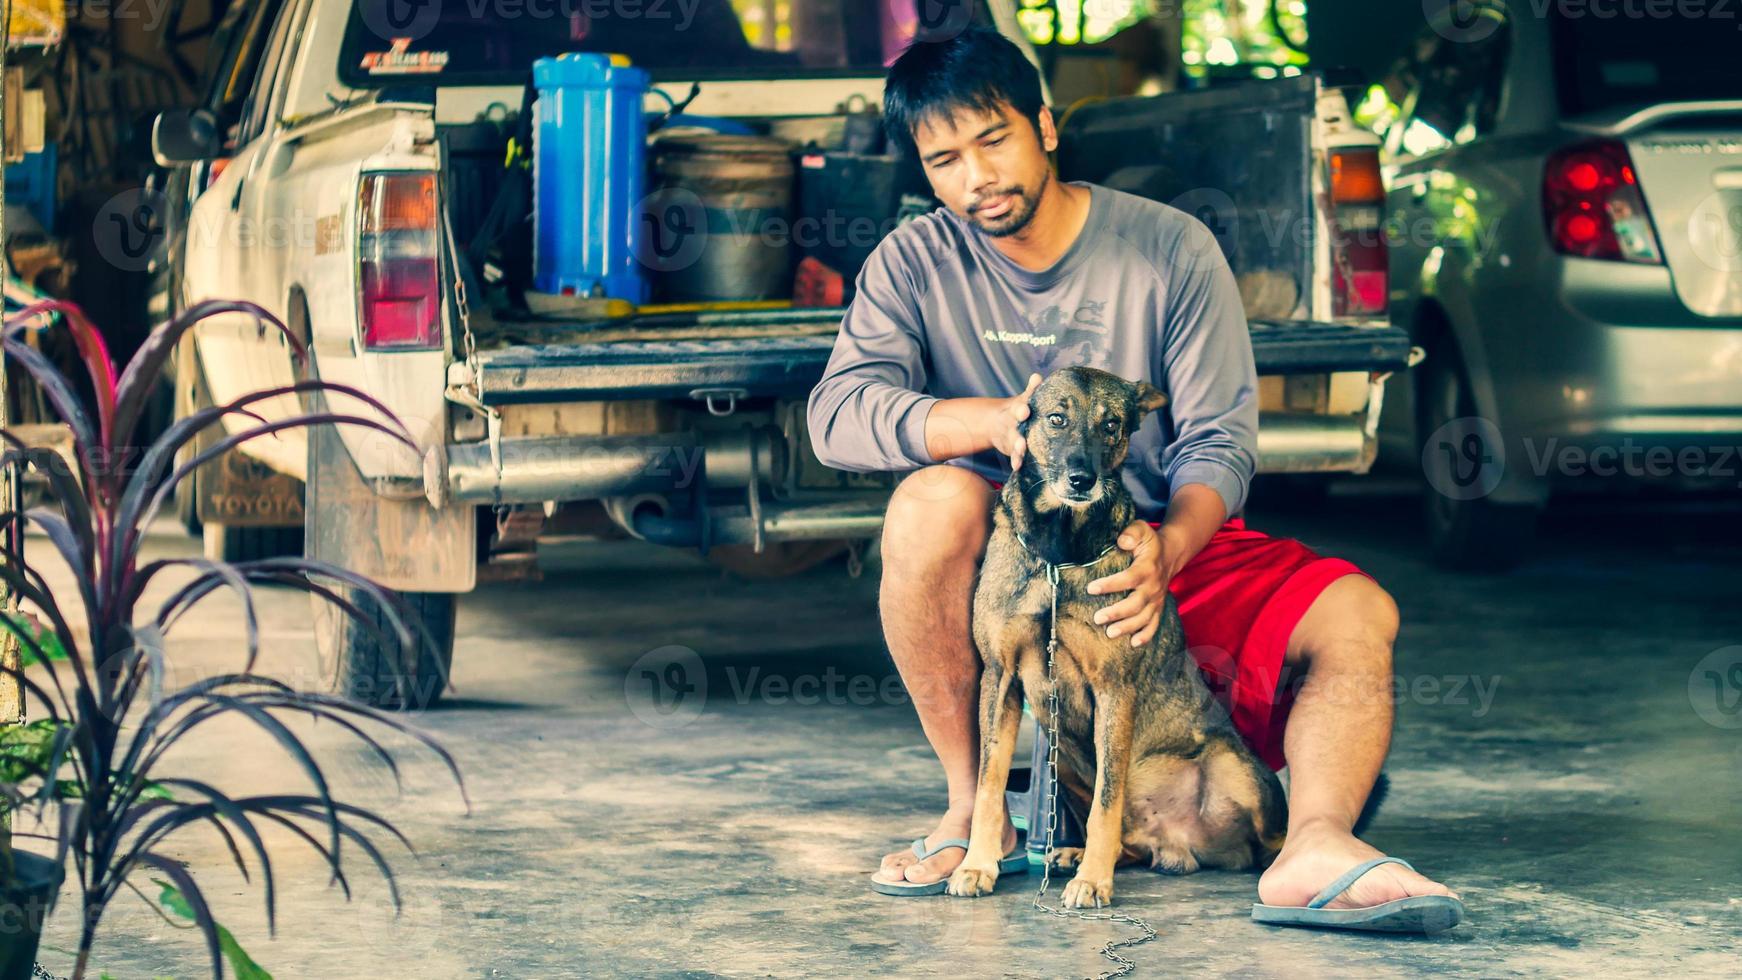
[358,172,442,350]
[1542,140,1662,264]
[1329,147,1389,318]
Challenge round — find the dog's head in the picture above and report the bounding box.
[1016,367,1168,509]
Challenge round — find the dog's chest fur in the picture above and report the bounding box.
[972,488,1209,757]
[971,483,1253,859]
[976,532,1200,748]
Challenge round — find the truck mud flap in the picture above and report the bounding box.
[198,446,305,527]
[306,417,476,593]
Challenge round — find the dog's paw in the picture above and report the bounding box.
[1060,873,1114,909]
[1047,846,1085,870]
[947,861,1001,898]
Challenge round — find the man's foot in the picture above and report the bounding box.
[1258,818,1458,910]
[873,806,1020,886]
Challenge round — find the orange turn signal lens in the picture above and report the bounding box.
[1330,149,1385,205]
[360,172,438,233]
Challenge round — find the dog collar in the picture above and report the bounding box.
[1015,536,1120,571]
[1053,544,1119,570]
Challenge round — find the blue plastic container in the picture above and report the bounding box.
[5,145,58,234]
[531,53,650,303]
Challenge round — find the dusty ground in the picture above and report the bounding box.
[22,484,1742,978]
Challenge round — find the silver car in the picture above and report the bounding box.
[1373,1,1742,569]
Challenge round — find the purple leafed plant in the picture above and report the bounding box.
[0,299,467,979]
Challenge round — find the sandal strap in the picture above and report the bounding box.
[914,837,971,861]
[1307,856,1416,910]
[905,832,1022,861]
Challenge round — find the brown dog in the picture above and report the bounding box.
[946,366,1287,909]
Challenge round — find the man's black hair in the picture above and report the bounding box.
[882,25,1046,161]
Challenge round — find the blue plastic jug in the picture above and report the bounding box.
[531,53,650,303]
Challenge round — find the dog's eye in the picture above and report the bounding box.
[1102,418,1121,434]
[1047,413,1066,428]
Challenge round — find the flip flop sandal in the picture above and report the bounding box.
[1250,856,1466,934]
[870,835,1030,897]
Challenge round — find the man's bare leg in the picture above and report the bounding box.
[872,465,1018,887]
[1257,576,1459,908]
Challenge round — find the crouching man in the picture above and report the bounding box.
[804,26,1459,931]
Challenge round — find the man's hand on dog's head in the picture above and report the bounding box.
[994,373,1044,473]
[1087,520,1169,648]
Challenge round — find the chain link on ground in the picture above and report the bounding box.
[1032,558,1158,979]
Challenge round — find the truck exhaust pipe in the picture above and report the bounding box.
[433,429,783,507]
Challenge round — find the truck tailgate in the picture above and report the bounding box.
[466,319,1413,404]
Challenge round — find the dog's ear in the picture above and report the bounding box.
[1132,381,1168,417]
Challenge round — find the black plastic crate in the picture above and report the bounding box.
[794,149,936,286]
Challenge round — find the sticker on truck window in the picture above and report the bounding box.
[360,38,449,75]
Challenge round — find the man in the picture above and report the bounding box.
[805,27,1458,925]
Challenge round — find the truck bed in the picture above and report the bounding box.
[466,314,1413,405]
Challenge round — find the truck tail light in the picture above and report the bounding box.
[1542,139,1663,264]
[1329,147,1389,319]
[358,172,442,350]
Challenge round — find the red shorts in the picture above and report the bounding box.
[1160,517,1367,770]
[984,479,1367,771]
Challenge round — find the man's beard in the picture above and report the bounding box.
[967,171,1050,238]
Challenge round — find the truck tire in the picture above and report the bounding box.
[1418,348,1536,571]
[204,523,303,562]
[296,308,459,710]
[312,585,454,710]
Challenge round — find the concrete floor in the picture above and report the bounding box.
[24,485,1742,978]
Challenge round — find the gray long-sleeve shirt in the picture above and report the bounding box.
[806,181,1258,520]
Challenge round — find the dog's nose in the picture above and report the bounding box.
[1066,471,1096,494]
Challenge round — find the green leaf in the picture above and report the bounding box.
[0,719,65,784]
[3,610,69,666]
[154,879,275,980]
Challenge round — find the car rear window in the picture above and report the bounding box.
[1552,12,1742,116]
[338,0,921,87]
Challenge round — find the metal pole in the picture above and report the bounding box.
[0,0,21,730]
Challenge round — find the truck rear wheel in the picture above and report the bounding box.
[205,524,303,562]
[312,585,454,710]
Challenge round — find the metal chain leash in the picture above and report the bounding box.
[1031,558,1157,980]
[33,963,64,980]
[439,186,481,400]
[440,200,503,477]
[456,273,478,391]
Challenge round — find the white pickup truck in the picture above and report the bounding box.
[152,0,1414,708]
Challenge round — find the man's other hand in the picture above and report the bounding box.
[1086,520,1169,647]
[993,373,1042,473]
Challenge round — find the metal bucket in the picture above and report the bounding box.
[648,132,795,302]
